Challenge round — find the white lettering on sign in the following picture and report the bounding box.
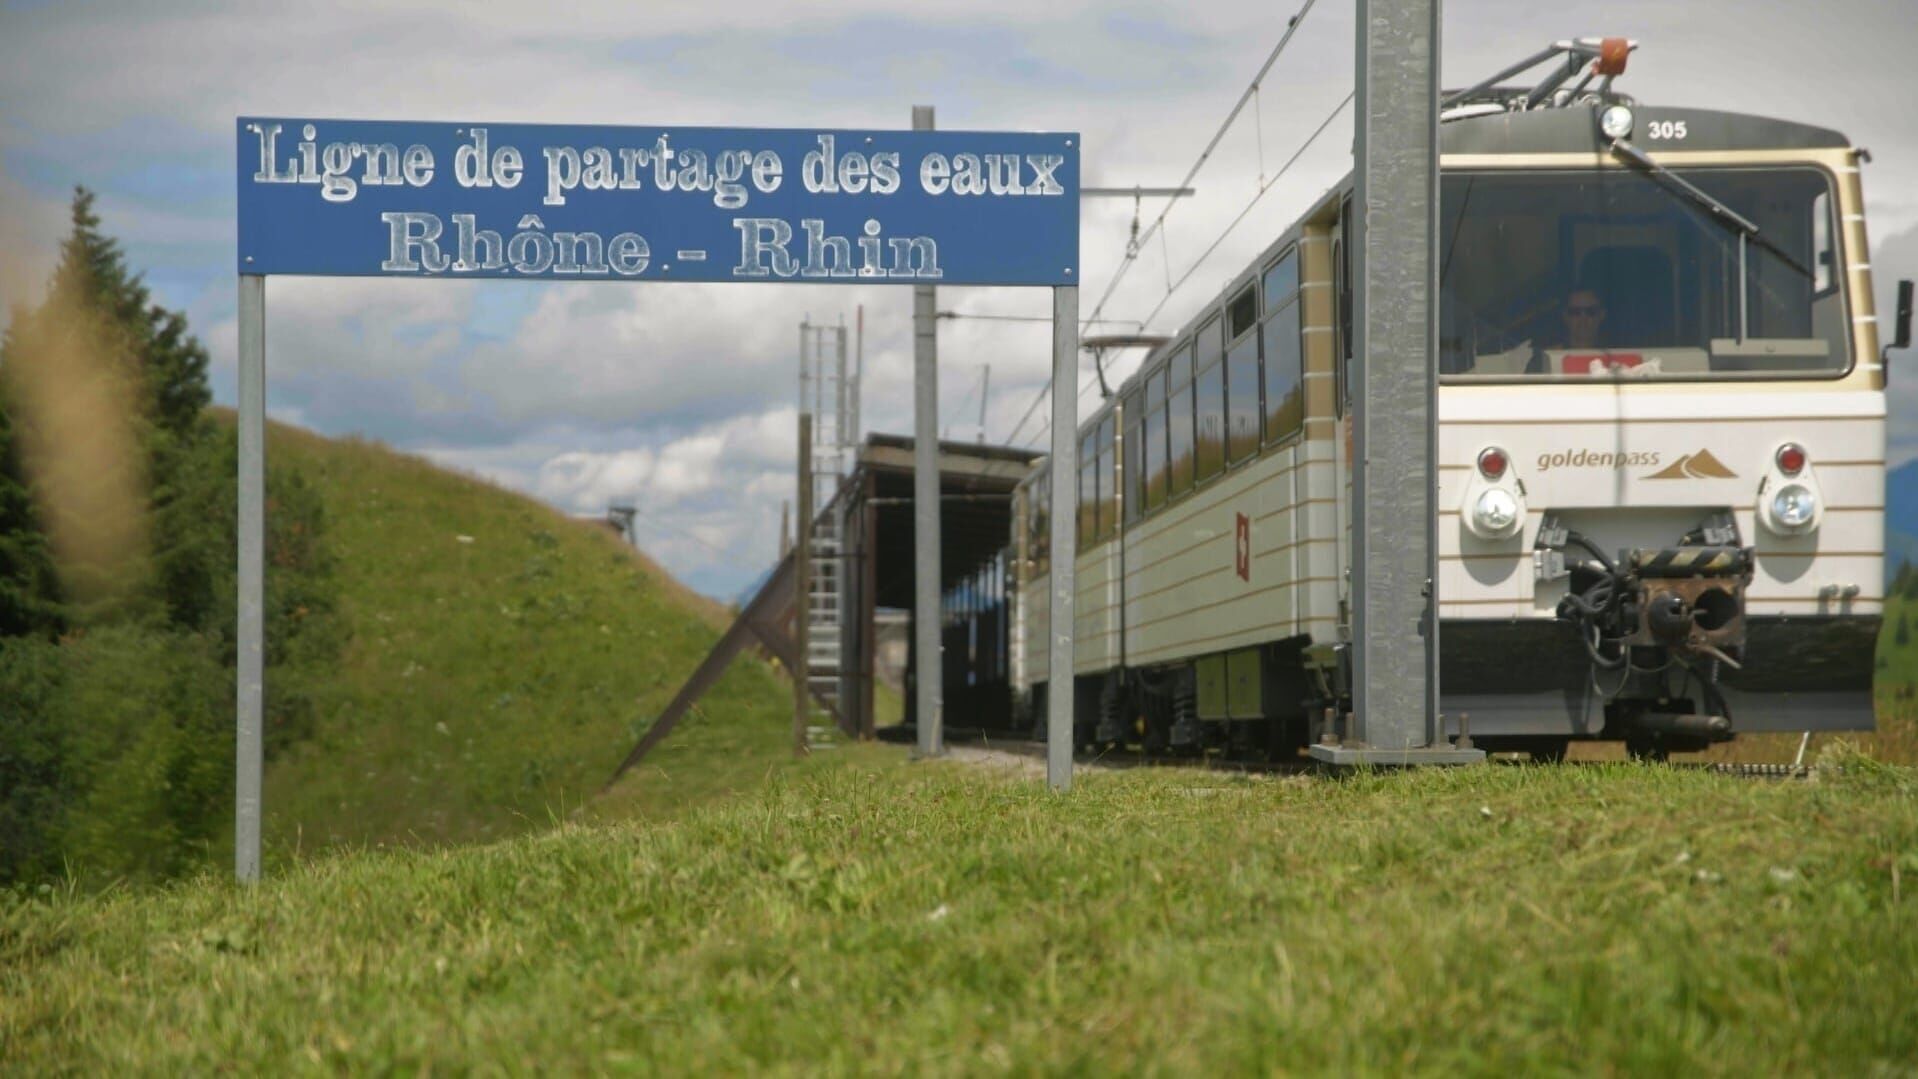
[733,218,940,280]
[244,120,1073,280]
[380,211,650,277]
[249,122,436,204]
[915,152,1065,196]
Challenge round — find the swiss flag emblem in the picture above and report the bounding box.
[1235,512,1251,582]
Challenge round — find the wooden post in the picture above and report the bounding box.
[794,413,814,757]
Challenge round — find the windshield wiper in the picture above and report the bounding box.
[1607,136,1814,281]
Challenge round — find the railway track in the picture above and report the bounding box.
[882,726,1817,779]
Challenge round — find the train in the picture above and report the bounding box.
[1001,39,1911,761]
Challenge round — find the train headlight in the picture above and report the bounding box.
[1598,104,1635,140]
[1473,488,1520,534]
[1771,484,1817,529]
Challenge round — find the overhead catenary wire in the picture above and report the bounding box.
[1077,0,1320,335]
[941,367,982,437]
[1001,0,1322,449]
[1133,90,1355,334]
[1012,89,1356,450]
[936,312,1144,327]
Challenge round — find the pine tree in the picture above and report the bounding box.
[0,188,216,627]
[0,388,62,636]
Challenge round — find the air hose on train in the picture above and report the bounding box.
[1553,529,1632,671]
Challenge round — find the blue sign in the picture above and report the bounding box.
[236,118,1079,286]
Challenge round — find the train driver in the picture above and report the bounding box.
[1528,286,1618,374]
[1558,287,1608,350]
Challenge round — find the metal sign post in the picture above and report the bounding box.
[236,273,265,882]
[231,114,1080,879]
[795,411,814,758]
[1312,0,1481,766]
[911,104,944,760]
[1046,286,1078,791]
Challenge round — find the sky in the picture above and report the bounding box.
[2,0,1915,599]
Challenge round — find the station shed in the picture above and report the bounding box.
[829,434,1039,738]
[608,432,1037,783]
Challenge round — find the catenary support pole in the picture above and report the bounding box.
[236,273,266,881]
[912,103,944,758]
[1047,286,1078,791]
[1313,0,1479,766]
[795,412,814,758]
[977,364,990,444]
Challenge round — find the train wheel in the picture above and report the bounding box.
[1141,693,1171,756]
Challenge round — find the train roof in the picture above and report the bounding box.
[1024,99,1857,475]
[1440,103,1850,156]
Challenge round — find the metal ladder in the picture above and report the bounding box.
[799,316,858,725]
[807,501,843,714]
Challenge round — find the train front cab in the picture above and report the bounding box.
[1429,106,1891,757]
[1012,102,1903,761]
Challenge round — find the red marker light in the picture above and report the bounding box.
[1477,447,1509,480]
[1776,443,1807,476]
[1594,37,1631,77]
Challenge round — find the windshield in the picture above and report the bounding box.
[1439,166,1847,380]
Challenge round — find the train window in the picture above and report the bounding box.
[1097,414,1117,539]
[1144,382,1167,512]
[1812,190,1837,297]
[1226,328,1261,463]
[1079,431,1097,549]
[1337,196,1353,411]
[1195,330,1225,482]
[1123,390,1143,525]
[1197,312,1225,370]
[1078,455,1097,551]
[1263,251,1299,310]
[1263,288,1303,442]
[1437,167,1848,379]
[1031,470,1049,575]
[1168,345,1195,497]
[1228,285,1259,341]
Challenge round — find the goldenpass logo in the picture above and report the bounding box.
[1642,450,1738,480]
[1534,449,1662,473]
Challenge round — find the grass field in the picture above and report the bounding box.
[5,747,1915,1073]
[10,421,1915,1070]
[252,421,800,857]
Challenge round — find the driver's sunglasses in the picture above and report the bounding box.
[1564,305,1604,318]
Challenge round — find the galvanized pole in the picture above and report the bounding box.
[235,273,266,881]
[1313,0,1479,765]
[912,104,944,758]
[977,364,990,444]
[852,305,864,444]
[1046,286,1078,790]
[795,412,814,758]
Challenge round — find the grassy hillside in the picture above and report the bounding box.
[5,752,1914,1072]
[253,421,799,858]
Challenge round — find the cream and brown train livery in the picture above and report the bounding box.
[1009,88,1910,760]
